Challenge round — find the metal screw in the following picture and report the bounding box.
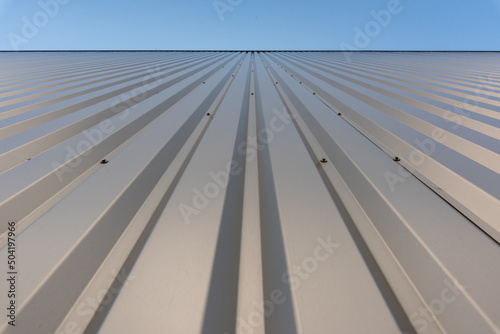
[393,157,401,162]
[337,112,342,116]
[206,113,211,116]
[313,92,316,95]
[251,93,254,95]
[100,159,109,164]
[320,158,328,163]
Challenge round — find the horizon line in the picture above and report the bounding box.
[1,50,500,53]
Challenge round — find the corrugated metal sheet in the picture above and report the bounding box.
[0,51,499,334]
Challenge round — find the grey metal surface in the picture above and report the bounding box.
[0,51,499,334]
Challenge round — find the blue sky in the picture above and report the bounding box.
[1,0,500,50]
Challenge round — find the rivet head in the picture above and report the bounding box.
[100,159,109,164]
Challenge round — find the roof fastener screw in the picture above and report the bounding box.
[203,82,206,84]
[313,92,316,95]
[251,93,254,95]
[300,82,302,84]
[206,113,211,116]
[276,82,278,84]
[393,157,401,162]
[337,112,342,116]
[320,158,328,163]
[100,159,109,164]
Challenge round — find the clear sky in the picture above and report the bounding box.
[1,0,500,50]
